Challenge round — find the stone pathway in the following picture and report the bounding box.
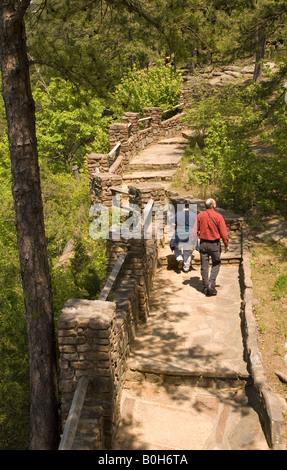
[112,133,272,451]
[114,383,268,451]
[113,265,269,450]
[122,136,187,186]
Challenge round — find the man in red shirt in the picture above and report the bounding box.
[197,198,229,296]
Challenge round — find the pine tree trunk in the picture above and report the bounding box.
[0,1,59,450]
[253,28,266,83]
[190,47,197,73]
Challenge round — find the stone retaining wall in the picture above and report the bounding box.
[58,184,163,450]
[240,229,286,450]
[58,299,115,450]
[58,240,159,449]
[161,112,185,137]
[90,173,122,206]
[87,105,185,207]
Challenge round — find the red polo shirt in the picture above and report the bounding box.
[197,209,229,247]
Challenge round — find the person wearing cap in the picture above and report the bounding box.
[197,198,229,296]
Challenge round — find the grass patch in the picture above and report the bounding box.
[250,238,287,406]
[273,274,287,299]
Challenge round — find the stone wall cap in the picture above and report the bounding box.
[92,173,122,181]
[123,112,140,117]
[128,182,165,190]
[110,123,129,129]
[87,153,108,158]
[59,299,116,328]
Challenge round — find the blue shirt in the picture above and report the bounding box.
[174,209,197,248]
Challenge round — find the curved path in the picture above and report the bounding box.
[113,134,271,451]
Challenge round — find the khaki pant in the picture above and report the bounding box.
[175,248,192,272]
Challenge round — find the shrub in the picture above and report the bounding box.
[184,81,287,215]
[34,77,111,171]
[111,58,183,118]
[273,274,287,298]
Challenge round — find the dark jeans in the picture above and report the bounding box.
[199,240,221,289]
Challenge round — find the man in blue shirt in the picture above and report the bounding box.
[172,202,197,272]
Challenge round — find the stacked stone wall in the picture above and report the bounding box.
[58,241,159,449]
[108,123,132,172]
[90,173,122,207]
[58,299,116,450]
[58,183,164,450]
[87,104,185,207]
[128,182,165,210]
[161,112,186,137]
[87,153,109,176]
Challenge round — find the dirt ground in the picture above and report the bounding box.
[248,232,287,417]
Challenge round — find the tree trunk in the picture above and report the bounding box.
[0,1,59,450]
[190,47,197,73]
[253,28,266,83]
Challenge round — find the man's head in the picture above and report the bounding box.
[205,198,216,209]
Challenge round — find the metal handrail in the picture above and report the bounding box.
[98,252,127,301]
[58,376,89,450]
[162,102,184,115]
[139,116,152,122]
[108,142,121,158]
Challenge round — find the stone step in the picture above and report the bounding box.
[158,136,189,145]
[129,162,179,171]
[122,169,177,184]
[127,140,185,174]
[113,381,270,450]
[126,356,249,385]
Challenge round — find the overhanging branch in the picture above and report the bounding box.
[105,0,163,32]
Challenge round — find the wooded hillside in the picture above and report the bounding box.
[0,0,287,449]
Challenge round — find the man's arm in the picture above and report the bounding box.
[218,216,229,251]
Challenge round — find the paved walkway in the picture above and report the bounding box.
[122,136,187,186]
[114,263,269,450]
[113,133,271,451]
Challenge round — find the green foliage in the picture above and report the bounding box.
[34,77,111,171]
[0,301,29,450]
[187,113,260,212]
[111,58,183,117]
[0,203,30,449]
[0,129,11,188]
[27,0,163,96]
[184,78,287,215]
[70,236,106,299]
[51,236,106,318]
[185,82,263,134]
[272,274,287,298]
[271,98,287,158]
[40,162,91,261]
